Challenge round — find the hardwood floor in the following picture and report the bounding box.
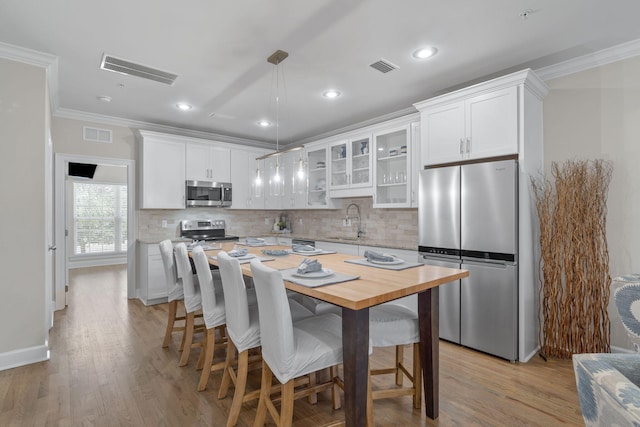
[0,265,583,426]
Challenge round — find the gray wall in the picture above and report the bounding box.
[0,58,47,357]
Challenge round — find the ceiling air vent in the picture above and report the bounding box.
[83,126,112,143]
[100,54,178,85]
[369,58,399,74]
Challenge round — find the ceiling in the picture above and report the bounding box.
[2,0,640,146]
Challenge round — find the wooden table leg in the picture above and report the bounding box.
[342,307,369,427]
[418,287,439,419]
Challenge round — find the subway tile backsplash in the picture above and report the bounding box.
[137,197,418,250]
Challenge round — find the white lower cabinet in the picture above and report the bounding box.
[138,242,168,305]
[315,241,359,256]
[358,245,419,263]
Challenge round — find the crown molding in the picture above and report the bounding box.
[535,38,640,81]
[54,108,273,149]
[296,106,418,146]
[0,41,60,112]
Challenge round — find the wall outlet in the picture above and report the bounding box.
[161,220,167,228]
[265,218,271,225]
[342,218,351,227]
[298,218,303,225]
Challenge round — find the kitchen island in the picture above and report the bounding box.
[205,243,468,426]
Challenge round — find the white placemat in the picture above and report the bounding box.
[288,249,337,256]
[345,258,423,271]
[209,255,274,264]
[280,267,359,288]
[236,241,279,247]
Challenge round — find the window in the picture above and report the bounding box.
[73,182,127,255]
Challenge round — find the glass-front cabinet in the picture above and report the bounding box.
[329,134,372,195]
[305,143,338,209]
[283,149,307,209]
[373,125,411,207]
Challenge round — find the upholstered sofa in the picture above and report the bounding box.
[573,278,640,426]
[573,353,640,426]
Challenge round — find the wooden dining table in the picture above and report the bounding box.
[204,242,468,427]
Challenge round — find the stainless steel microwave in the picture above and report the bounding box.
[185,180,232,207]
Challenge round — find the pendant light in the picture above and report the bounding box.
[270,49,287,184]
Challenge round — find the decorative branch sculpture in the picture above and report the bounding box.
[531,159,613,359]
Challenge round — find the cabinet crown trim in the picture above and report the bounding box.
[413,68,548,111]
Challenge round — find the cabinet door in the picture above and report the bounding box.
[264,156,284,210]
[349,135,371,188]
[140,138,185,209]
[373,125,410,207]
[315,241,359,256]
[209,146,231,182]
[466,86,518,159]
[329,140,349,189]
[185,143,211,181]
[410,122,421,207]
[284,150,307,209]
[230,148,268,210]
[421,101,465,166]
[306,145,329,208]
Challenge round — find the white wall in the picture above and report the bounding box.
[543,55,640,351]
[0,58,48,365]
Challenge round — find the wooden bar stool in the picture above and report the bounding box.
[250,260,343,427]
[159,240,186,350]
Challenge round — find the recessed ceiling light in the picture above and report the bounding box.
[97,95,112,103]
[412,47,438,60]
[258,120,271,127]
[176,103,192,111]
[322,90,341,99]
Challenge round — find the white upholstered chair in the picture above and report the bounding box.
[191,245,229,391]
[159,240,186,350]
[250,260,343,427]
[173,243,206,367]
[368,296,421,411]
[216,251,313,427]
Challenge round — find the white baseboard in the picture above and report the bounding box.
[521,346,540,363]
[0,344,49,371]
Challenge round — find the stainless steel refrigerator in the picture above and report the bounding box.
[418,158,518,361]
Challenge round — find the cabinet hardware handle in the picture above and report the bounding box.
[459,138,464,155]
[466,138,471,153]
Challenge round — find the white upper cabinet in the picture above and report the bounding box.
[137,131,186,209]
[186,142,231,182]
[229,146,269,210]
[304,142,338,209]
[419,87,516,166]
[415,69,546,167]
[410,122,421,208]
[282,149,307,209]
[373,125,411,208]
[328,134,373,197]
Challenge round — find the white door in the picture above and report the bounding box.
[45,129,55,328]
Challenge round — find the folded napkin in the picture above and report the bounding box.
[187,240,205,249]
[246,237,265,244]
[228,248,249,257]
[297,258,322,274]
[292,244,316,252]
[364,250,395,262]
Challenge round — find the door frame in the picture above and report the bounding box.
[54,153,136,310]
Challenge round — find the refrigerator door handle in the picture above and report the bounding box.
[461,258,516,268]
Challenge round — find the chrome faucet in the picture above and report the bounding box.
[345,203,364,239]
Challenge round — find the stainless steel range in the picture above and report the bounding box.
[180,219,239,242]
